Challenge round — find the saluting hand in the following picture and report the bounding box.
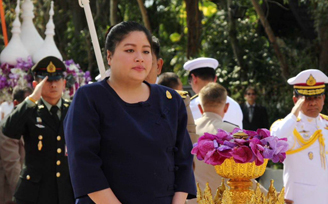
[291,96,305,117]
[29,76,48,102]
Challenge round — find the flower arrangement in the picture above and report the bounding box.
[0,57,34,102]
[63,59,91,99]
[191,128,288,166]
[0,57,92,102]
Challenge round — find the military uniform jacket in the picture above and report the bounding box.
[190,95,243,129]
[1,99,74,204]
[271,112,328,204]
[176,91,198,144]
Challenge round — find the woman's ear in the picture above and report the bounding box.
[107,50,113,65]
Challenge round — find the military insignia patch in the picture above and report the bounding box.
[36,117,42,123]
[308,152,313,160]
[166,90,172,99]
[38,105,44,109]
[306,74,316,86]
[47,61,56,73]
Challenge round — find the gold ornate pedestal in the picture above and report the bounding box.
[215,158,268,204]
[196,158,285,204]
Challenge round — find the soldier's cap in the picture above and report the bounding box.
[183,57,219,72]
[287,69,328,96]
[31,56,66,81]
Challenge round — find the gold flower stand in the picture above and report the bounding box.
[196,158,285,204]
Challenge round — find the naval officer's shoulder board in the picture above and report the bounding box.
[190,94,198,101]
[175,90,189,99]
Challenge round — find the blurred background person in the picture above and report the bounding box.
[0,86,32,204]
[157,72,183,91]
[145,36,198,144]
[0,100,14,121]
[240,86,269,130]
[184,57,243,129]
[144,36,163,84]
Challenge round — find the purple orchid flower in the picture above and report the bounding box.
[192,128,288,166]
[191,133,217,160]
[249,138,265,166]
[261,137,288,163]
[231,145,255,163]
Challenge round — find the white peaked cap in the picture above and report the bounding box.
[287,69,328,96]
[183,57,219,72]
[287,69,328,85]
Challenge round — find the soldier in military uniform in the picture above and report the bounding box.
[271,69,328,204]
[183,57,243,129]
[1,56,74,204]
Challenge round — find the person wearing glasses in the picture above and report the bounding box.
[271,69,328,204]
[240,86,269,131]
[183,57,243,129]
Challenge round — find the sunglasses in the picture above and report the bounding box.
[247,93,256,96]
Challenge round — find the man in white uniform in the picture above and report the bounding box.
[271,69,328,204]
[183,57,243,128]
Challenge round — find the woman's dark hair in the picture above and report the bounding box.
[105,21,152,55]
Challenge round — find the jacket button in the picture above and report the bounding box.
[56,160,61,165]
[26,175,30,180]
[57,148,62,154]
[57,136,61,141]
[38,135,43,140]
[56,172,61,177]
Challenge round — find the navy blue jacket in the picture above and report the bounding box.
[64,78,196,204]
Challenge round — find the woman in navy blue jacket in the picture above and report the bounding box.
[64,21,196,204]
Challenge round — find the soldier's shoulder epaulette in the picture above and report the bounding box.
[190,94,198,100]
[175,90,188,99]
[64,99,71,103]
[63,99,71,107]
[320,113,328,121]
[223,120,238,127]
[269,118,284,131]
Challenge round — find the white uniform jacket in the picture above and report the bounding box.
[271,112,328,204]
[190,95,243,129]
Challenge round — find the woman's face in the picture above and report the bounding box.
[107,31,152,83]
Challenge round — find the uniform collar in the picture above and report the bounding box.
[203,112,223,121]
[299,111,321,124]
[41,98,62,112]
[246,102,256,108]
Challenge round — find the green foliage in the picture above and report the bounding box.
[0,0,327,126]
